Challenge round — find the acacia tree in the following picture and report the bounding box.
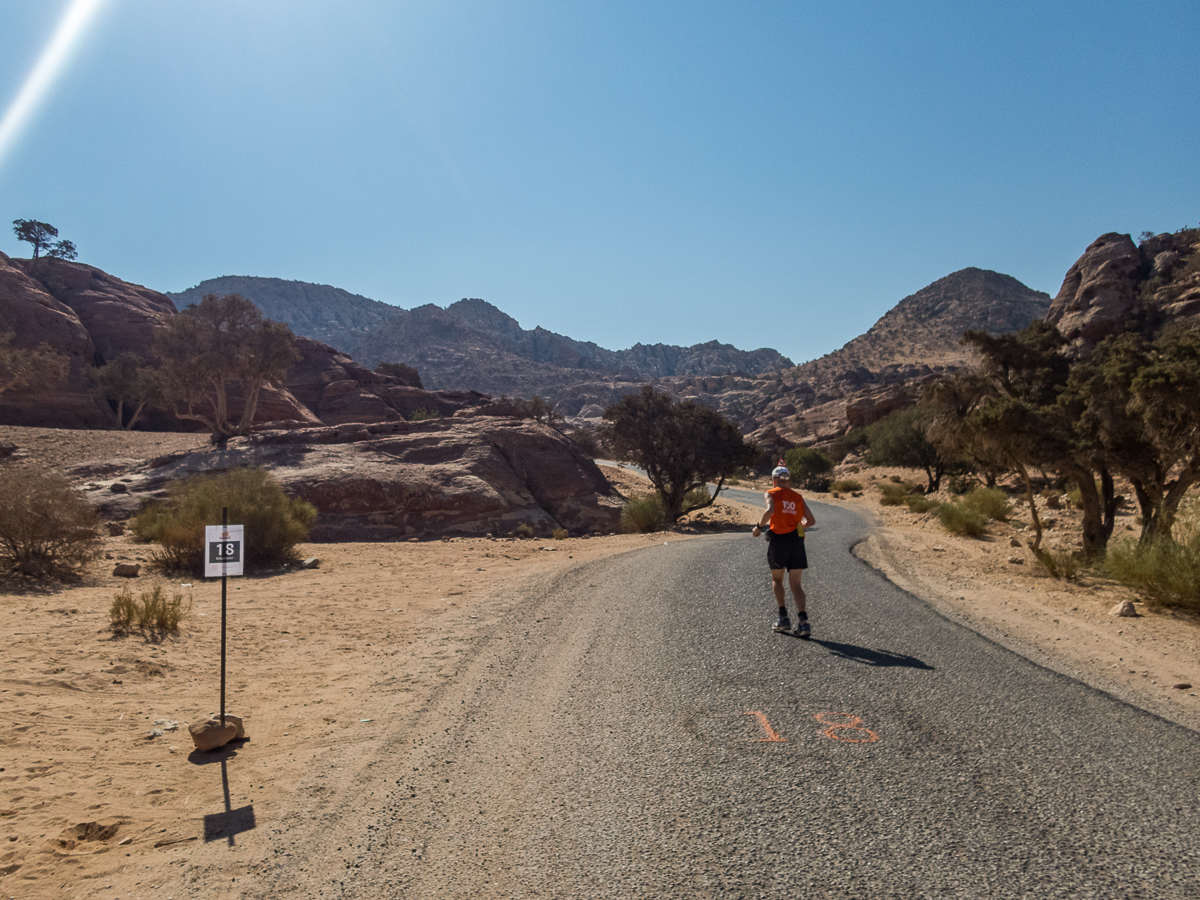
[0,331,69,397]
[603,386,758,522]
[89,352,164,430]
[156,294,299,439]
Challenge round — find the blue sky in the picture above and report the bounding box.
[1,1,1197,365]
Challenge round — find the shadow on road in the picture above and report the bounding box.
[806,638,934,670]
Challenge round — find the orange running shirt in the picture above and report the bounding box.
[767,486,806,536]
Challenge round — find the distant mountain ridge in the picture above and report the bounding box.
[168,276,401,353]
[170,277,793,392]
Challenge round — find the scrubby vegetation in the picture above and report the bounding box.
[830,479,862,494]
[0,468,100,579]
[130,467,316,575]
[1104,498,1200,610]
[783,446,834,491]
[937,501,988,537]
[620,495,666,533]
[109,584,191,635]
[962,486,1012,522]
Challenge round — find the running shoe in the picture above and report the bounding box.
[772,612,791,633]
[795,619,812,639]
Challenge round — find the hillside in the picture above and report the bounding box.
[785,268,1051,402]
[168,275,401,353]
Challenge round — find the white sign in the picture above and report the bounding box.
[205,524,245,578]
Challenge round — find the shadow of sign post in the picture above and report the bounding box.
[203,759,256,845]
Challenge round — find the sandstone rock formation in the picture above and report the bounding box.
[0,253,111,427]
[1044,233,1143,351]
[73,418,624,539]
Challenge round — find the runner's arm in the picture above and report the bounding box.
[752,492,774,534]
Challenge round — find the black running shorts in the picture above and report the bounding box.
[766,530,808,571]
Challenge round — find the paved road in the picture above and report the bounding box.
[259,502,1200,898]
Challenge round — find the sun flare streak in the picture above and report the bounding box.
[0,0,109,171]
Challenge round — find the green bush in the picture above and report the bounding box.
[109,584,191,635]
[621,495,665,533]
[515,523,535,539]
[879,482,917,506]
[830,479,862,493]
[937,501,988,537]
[408,408,440,421]
[130,467,316,575]
[0,467,100,579]
[1105,536,1200,611]
[551,527,568,540]
[783,447,834,489]
[905,495,939,514]
[963,486,1012,522]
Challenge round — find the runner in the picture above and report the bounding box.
[751,465,817,637]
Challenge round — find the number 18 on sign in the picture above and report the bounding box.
[205,525,244,577]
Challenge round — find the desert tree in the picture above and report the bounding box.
[1068,326,1200,543]
[89,352,164,430]
[929,321,1118,559]
[0,331,69,397]
[603,386,758,522]
[156,293,299,439]
[12,219,58,257]
[864,403,970,493]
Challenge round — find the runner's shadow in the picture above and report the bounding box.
[809,639,934,670]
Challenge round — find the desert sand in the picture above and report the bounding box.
[0,427,1196,898]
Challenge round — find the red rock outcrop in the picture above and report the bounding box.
[1045,233,1142,351]
[286,336,491,425]
[0,252,110,427]
[74,418,624,538]
[12,257,177,363]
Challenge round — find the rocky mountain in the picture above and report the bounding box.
[1046,228,1200,352]
[168,275,401,354]
[350,297,792,395]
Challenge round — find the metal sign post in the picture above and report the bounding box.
[205,509,244,725]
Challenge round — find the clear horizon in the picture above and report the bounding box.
[2,1,1197,365]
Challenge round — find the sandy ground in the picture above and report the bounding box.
[0,427,1197,898]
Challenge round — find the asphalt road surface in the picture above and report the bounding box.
[257,502,1200,899]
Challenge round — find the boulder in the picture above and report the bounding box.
[112,563,140,578]
[74,417,625,539]
[1110,600,1138,618]
[208,713,245,739]
[1045,233,1142,352]
[845,389,914,429]
[188,716,238,751]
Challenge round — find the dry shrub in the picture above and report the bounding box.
[1105,536,1200,611]
[879,482,917,506]
[937,501,988,537]
[0,467,100,579]
[831,479,863,493]
[110,584,191,635]
[621,495,665,533]
[963,486,1012,522]
[905,494,939,514]
[551,527,569,540]
[130,467,315,575]
[515,523,535,539]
